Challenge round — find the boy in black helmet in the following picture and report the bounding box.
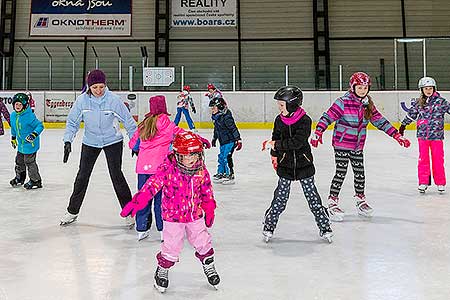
[10,93,44,189]
[209,97,242,185]
[261,86,332,243]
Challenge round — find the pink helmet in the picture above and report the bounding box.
[349,72,371,91]
[183,85,191,92]
[207,83,215,90]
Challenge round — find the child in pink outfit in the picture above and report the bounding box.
[399,77,450,193]
[121,132,219,293]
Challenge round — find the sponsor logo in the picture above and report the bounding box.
[45,99,74,109]
[34,17,49,28]
[50,19,125,26]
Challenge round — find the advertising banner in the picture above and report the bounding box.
[0,91,45,120]
[172,0,236,27]
[44,92,77,122]
[30,0,132,36]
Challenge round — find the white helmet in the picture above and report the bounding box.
[418,77,436,89]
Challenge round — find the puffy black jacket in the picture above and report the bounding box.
[212,109,241,145]
[270,114,315,180]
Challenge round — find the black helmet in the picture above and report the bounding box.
[274,86,303,113]
[209,97,226,111]
[12,93,29,110]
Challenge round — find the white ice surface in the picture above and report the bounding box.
[1,129,450,300]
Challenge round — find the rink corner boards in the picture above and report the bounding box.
[3,121,450,130]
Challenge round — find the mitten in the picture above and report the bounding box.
[11,137,17,149]
[25,132,38,143]
[197,135,211,149]
[399,124,406,136]
[63,142,71,163]
[261,140,274,151]
[211,138,217,147]
[191,105,196,114]
[131,149,139,157]
[120,192,150,218]
[393,133,411,148]
[271,156,278,171]
[235,140,242,151]
[202,201,216,228]
[310,130,323,148]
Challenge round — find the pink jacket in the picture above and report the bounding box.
[138,155,216,223]
[129,114,184,174]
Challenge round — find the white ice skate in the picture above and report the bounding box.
[418,184,428,193]
[60,212,78,226]
[262,230,273,243]
[137,230,149,241]
[320,230,334,243]
[328,196,345,222]
[125,216,135,229]
[355,195,373,218]
[437,185,445,193]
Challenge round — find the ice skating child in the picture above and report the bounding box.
[261,86,333,243]
[9,93,44,189]
[121,132,220,293]
[0,100,11,136]
[129,95,209,241]
[205,83,223,100]
[25,91,35,113]
[174,85,196,131]
[209,97,242,184]
[399,76,450,193]
[310,72,411,222]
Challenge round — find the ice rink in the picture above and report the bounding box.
[1,128,450,300]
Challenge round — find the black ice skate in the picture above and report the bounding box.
[200,255,220,288]
[10,172,26,187]
[154,266,169,293]
[23,180,42,190]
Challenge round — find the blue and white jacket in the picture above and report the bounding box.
[64,88,137,148]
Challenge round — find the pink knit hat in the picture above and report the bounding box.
[146,95,170,117]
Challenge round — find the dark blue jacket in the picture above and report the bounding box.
[211,109,241,145]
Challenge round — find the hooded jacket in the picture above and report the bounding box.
[10,107,44,154]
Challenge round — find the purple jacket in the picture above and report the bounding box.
[401,92,450,140]
[137,155,216,223]
[0,101,11,136]
[316,92,397,151]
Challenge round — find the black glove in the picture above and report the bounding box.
[191,105,196,114]
[399,124,406,136]
[131,149,139,157]
[11,137,17,149]
[25,132,38,143]
[63,142,71,163]
[211,139,217,147]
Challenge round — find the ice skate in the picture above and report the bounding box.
[355,194,373,217]
[320,229,334,243]
[125,216,135,229]
[137,230,149,241]
[154,265,169,293]
[10,172,26,187]
[262,230,273,243]
[418,184,428,193]
[328,196,345,222]
[221,174,235,185]
[23,180,42,190]
[437,185,445,193]
[212,173,226,183]
[60,211,78,226]
[200,255,220,288]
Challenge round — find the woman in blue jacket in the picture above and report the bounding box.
[60,69,137,226]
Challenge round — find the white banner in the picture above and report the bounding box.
[171,0,237,27]
[44,92,76,122]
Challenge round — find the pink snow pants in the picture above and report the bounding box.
[418,139,446,186]
[160,218,212,263]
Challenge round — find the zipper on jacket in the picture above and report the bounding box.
[279,153,286,164]
[289,125,297,178]
[303,153,311,163]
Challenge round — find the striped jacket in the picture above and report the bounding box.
[401,92,450,140]
[315,91,397,151]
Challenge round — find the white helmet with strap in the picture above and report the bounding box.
[418,76,436,89]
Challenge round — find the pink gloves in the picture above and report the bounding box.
[310,131,323,148]
[120,192,150,218]
[393,133,411,148]
[271,156,278,171]
[202,201,216,228]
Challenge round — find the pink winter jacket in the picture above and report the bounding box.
[129,114,185,174]
[137,155,216,223]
